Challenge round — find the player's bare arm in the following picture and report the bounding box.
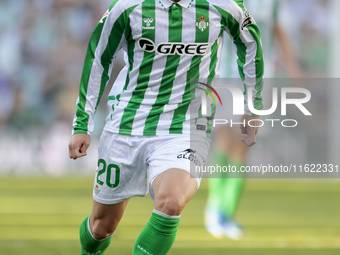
[274,24,302,79]
[68,133,91,160]
[240,115,260,147]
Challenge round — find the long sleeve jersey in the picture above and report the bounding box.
[72,0,264,138]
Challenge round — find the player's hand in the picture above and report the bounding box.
[240,115,260,147]
[68,133,91,160]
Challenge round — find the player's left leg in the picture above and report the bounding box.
[133,168,197,255]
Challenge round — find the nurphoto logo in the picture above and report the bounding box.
[198,82,312,128]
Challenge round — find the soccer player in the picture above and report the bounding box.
[68,0,264,254]
[205,0,301,240]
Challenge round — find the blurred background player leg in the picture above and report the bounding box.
[205,0,303,240]
[205,126,247,240]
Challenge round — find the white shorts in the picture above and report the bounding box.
[92,131,210,205]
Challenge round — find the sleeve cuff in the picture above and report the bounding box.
[72,129,90,135]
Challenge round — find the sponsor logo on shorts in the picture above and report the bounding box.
[177,149,201,166]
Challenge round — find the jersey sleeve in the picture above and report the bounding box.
[215,0,264,116]
[72,1,127,135]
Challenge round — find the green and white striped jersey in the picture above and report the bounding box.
[72,0,264,137]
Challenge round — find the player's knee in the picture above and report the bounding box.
[155,196,185,216]
[90,220,116,240]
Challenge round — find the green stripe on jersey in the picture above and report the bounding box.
[120,0,156,135]
[169,0,210,134]
[143,4,183,136]
[122,10,135,92]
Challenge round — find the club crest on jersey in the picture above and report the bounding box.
[241,9,253,30]
[195,16,210,32]
[143,18,155,29]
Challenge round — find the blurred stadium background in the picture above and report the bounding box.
[0,0,339,254]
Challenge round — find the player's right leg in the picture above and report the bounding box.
[79,131,149,255]
[80,199,129,255]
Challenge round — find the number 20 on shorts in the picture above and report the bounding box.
[96,159,120,188]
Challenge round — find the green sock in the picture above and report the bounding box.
[133,210,180,255]
[79,216,112,255]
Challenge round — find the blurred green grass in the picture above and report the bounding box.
[0,177,339,255]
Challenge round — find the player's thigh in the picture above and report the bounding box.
[152,168,197,215]
[149,134,210,215]
[90,199,129,235]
